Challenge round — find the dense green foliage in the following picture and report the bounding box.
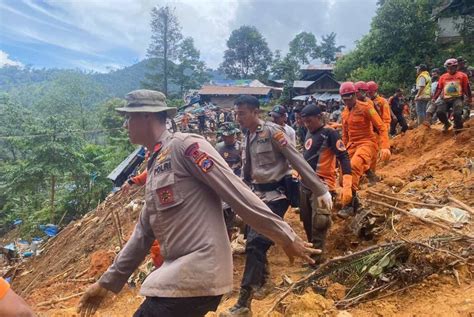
[220,26,273,80]
[334,0,474,95]
[0,72,134,237]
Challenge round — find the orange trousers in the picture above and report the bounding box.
[348,143,377,190]
[369,135,381,172]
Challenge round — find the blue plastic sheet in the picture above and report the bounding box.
[4,243,15,251]
[39,224,58,237]
[13,219,23,226]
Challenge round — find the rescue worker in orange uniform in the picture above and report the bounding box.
[366,81,392,184]
[300,103,352,263]
[354,81,373,105]
[338,82,391,218]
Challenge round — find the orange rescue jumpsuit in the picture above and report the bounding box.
[370,95,391,171]
[342,100,389,190]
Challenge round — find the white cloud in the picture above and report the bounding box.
[2,0,376,70]
[0,50,23,68]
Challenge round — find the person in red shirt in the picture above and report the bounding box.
[432,58,472,132]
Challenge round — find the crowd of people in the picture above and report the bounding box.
[74,55,472,317]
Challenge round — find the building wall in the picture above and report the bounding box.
[209,96,236,108]
[436,16,463,43]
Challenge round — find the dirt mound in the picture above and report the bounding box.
[86,250,116,278]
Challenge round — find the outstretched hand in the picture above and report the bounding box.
[77,282,109,317]
[283,235,321,265]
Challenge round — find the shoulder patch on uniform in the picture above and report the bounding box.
[336,139,346,151]
[185,142,200,157]
[197,157,214,173]
[304,138,313,150]
[273,131,288,147]
[185,142,214,173]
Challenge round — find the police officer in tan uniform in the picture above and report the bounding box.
[222,95,332,317]
[77,90,318,317]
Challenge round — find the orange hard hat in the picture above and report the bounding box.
[367,81,378,93]
[354,81,369,91]
[339,82,357,95]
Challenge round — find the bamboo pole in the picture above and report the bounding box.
[448,196,474,216]
[367,190,443,208]
[36,291,85,307]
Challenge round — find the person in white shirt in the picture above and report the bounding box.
[269,105,296,146]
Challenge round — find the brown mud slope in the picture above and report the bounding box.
[9,121,474,316]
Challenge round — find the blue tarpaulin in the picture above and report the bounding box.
[39,224,58,237]
[13,219,23,226]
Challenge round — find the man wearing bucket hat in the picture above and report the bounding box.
[77,90,319,317]
[216,122,242,176]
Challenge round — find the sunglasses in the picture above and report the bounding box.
[341,93,355,99]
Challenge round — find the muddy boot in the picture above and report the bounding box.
[337,192,360,219]
[443,121,452,132]
[253,280,275,300]
[220,287,253,317]
[366,169,380,186]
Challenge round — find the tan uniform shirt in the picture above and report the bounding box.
[242,120,328,202]
[99,130,297,297]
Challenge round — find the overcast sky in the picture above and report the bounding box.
[0,0,378,72]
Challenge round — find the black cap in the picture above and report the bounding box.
[269,105,287,117]
[300,104,322,118]
[416,64,428,71]
[457,56,465,63]
[293,104,305,113]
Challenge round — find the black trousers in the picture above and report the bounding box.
[241,199,290,289]
[390,113,408,135]
[133,295,222,317]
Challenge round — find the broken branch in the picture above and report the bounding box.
[36,291,85,307]
[447,196,474,216]
[367,190,443,208]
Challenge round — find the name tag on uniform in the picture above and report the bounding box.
[257,138,269,144]
[155,160,172,175]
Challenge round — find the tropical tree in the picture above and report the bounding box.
[220,25,273,79]
[144,6,183,95]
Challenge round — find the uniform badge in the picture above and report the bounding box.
[198,157,214,173]
[156,148,171,163]
[223,152,229,158]
[336,140,346,151]
[156,186,174,205]
[304,138,313,150]
[273,131,287,147]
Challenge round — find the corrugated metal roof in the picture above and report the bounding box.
[293,80,315,88]
[199,86,273,96]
